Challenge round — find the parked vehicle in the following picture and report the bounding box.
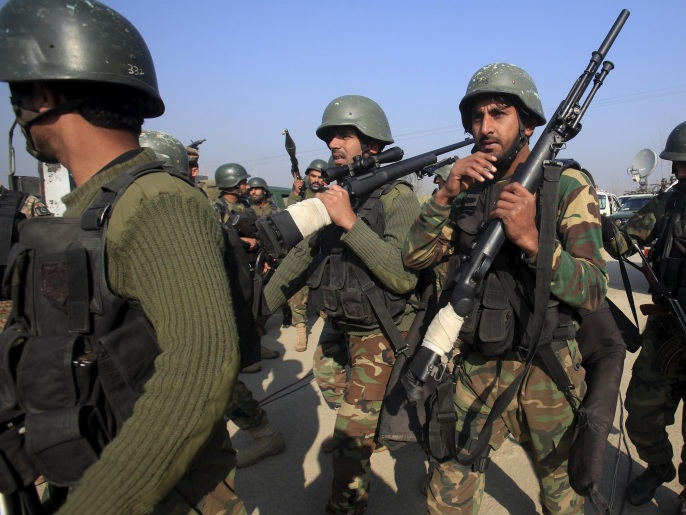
[609,193,655,225]
[596,190,621,217]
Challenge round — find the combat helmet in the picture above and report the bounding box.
[139,130,189,176]
[305,159,328,175]
[0,0,164,118]
[458,63,546,132]
[215,163,250,189]
[660,122,686,162]
[248,176,270,194]
[316,95,394,145]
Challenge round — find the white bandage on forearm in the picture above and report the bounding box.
[421,304,465,355]
[287,198,332,238]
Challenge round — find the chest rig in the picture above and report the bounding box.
[306,181,409,330]
[0,162,177,492]
[650,188,686,309]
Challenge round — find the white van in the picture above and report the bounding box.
[596,190,621,217]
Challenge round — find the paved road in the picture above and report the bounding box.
[230,256,684,514]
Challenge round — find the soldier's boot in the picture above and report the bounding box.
[240,362,261,374]
[260,345,280,359]
[295,323,308,352]
[625,462,676,506]
[236,420,286,468]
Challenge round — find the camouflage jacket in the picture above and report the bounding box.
[604,186,685,258]
[403,168,607,311]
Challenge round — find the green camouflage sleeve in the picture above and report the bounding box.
[402,194,464,270]
[538,168,607,310]
[603,195,662,259]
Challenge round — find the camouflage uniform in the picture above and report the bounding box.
[0,189,51,330]
[604,186,686,486]
[404,168,607,514]
[264,182,420,514]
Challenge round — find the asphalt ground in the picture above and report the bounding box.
[229,254,684,514]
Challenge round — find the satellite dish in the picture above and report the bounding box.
[627,148,657,183]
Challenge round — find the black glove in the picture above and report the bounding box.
[401,346,441,402]
[600,214,617,242]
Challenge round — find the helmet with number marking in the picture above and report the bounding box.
[0,0,164,118]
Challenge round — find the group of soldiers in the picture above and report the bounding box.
[0,1,685,515]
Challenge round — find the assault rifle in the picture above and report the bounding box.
[255,138,474,260]
[632,243,686,343]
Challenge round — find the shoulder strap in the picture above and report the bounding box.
[0,189,29,267]
[80,161,181,231]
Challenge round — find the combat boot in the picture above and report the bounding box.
[236,420,285,468]
[260,344,280,359]
[295,323,308,352]
[625,462,676,506]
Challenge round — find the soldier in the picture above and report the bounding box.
[186,145,200,184]
[284,159,330,351]
[214,163,280,367]
[602,121,686,512]
[0,0,245,512]
[286,158,329,206]
[248,176,277,218]
[264,95,421,514]
[0,184,51,330]
[402,63,607,514]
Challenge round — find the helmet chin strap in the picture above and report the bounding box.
[494,119,529,173]
[11,98,86,164]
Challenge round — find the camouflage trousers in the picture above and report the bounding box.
[625,317,686,483]
[313,323,397,515]
[152,422,246,515]
[224,380,266,431]
[428,340,586,515]
[0,300,11,331]
[287,286,309,327]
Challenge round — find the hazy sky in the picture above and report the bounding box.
[1,0,684,196]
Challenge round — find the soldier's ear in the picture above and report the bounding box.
[367,139,382,155]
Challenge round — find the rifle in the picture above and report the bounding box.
[188,138,206,149]
[404,9,630,395]
[255,138,474,260]
[632,243,686,342]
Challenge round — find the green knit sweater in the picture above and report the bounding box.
[58,149,240,514]
[264,182,421,335]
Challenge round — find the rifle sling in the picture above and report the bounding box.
[450,162,562,467]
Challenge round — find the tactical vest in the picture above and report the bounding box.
[650,188,686,309]
[451,179,574,358]
[0,162,174,492]
[306,181,409,330]
[0,188,28,298]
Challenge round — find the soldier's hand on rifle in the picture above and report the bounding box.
[491,182,539,258]
[292,177,304,194]
[241,237,258,251]
[434,152,497,206]
[316,185,357,231]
